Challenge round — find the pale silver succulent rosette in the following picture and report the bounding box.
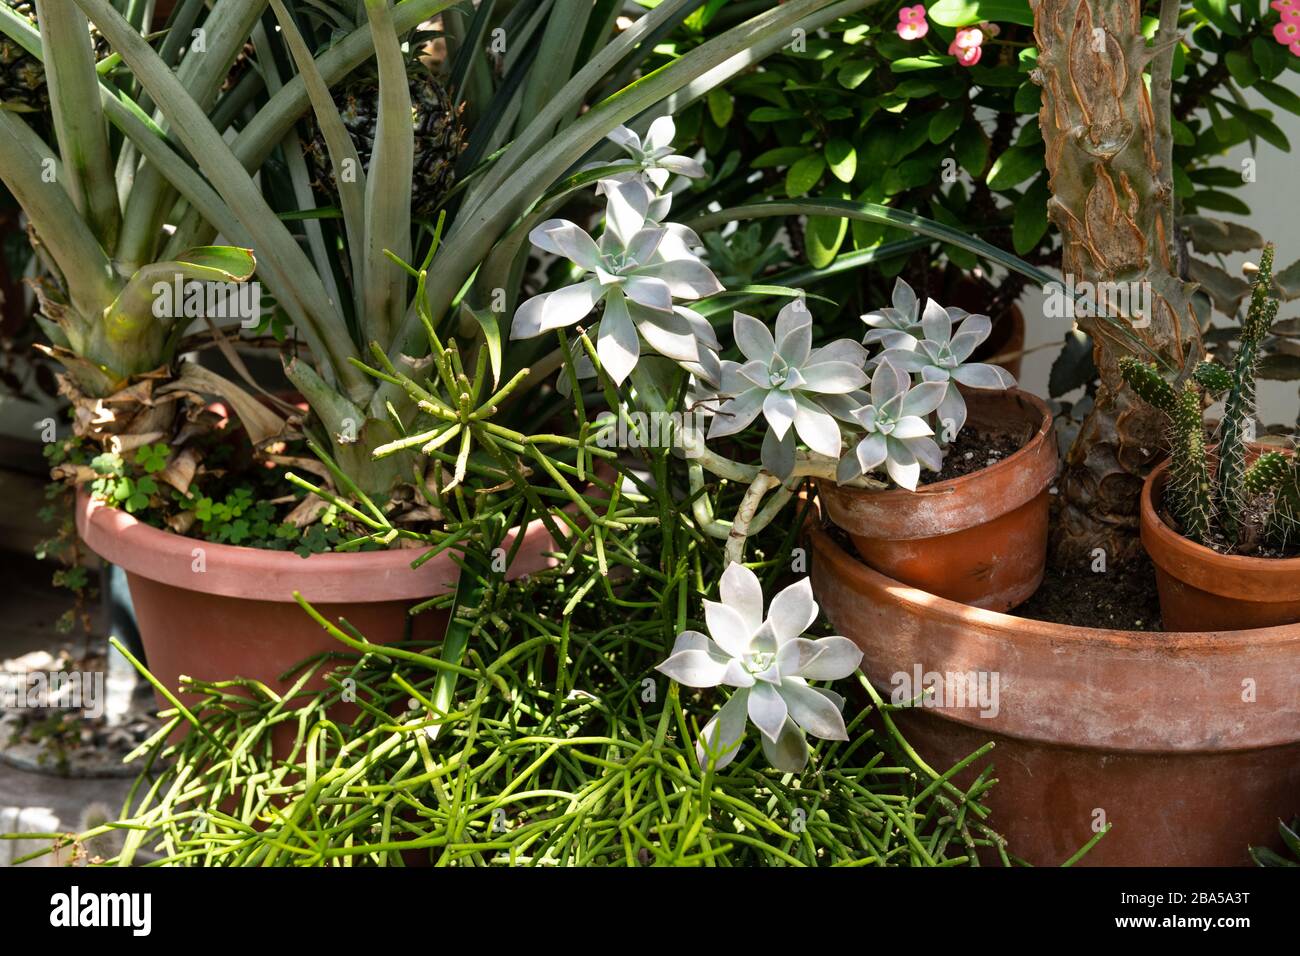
[875,294,1017,437]
[706,301,869,479]
[594,117,707,220]
[656,564,863,772]
[830,359,948,491]
[860,276,926,351]
[509,179,723,386]
[511,117,722,389]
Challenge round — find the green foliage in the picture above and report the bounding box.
[1251,819,1300,867]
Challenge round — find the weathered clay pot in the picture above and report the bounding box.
[1142,459,1300,632]
[77,490,565,705]
[809,524,1300,866]
[817,388,1057,611]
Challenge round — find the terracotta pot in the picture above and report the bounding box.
[1142,458,1300,632]
[76,490,566,706]
[809,524,1300,866]
[817,388,1057,611]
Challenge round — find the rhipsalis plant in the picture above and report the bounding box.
[1121,244,1296,551]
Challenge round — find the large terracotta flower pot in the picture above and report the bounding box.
[1142,459,1300,632]
[77,490,565,705]
[809,524,1300,866]
[816,389,1057,611]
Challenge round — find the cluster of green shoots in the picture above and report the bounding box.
[1121,243,1298,549]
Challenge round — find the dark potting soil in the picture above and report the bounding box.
[1014,555,1165,631]
[923,428,1024,484]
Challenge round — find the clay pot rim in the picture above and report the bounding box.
[809,522,1300,650]
[1141,457,1300,597]
[817,388,1057,540]
[828,388,1053,504]
[76,489,561,604]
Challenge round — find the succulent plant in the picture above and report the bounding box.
[834,360,948,490]
[877,298,1016,438]
[1120,243,1294,549]
[655,563,863,772]
[510,176,723,386]
[596,117,706,220]
[707,302,869,479]
[860,277,925,351]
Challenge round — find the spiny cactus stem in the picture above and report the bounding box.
[1169,380,1213,545]
[1219,244,1278,544]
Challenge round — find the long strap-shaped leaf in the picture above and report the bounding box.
[406,0,850,362]
[360,0,413,349]
[687,199,1060,289]
[513,0,594,142]
[267,0,368,321]
[0,110,117,321]
[118,0,271,271]
[690,199,1167,363]
[36,0,121,252]
[167,0,457,255]
[74,0,369,402]
[460,0,695,221]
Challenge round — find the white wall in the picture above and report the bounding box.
[1016,85,1300,427]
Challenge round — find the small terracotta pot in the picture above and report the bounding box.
[76,491,566,706]
[817,388,1057,611]
[808,524,1300,866]
[1141,459,1300,632]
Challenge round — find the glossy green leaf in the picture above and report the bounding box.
[707,87,735,127]
[824,138,857,183]
[786,152,827,197]
[986,147,1043,190]
[928,104,964,144]
[1012,176,1050,254]
[927,0,1034,27]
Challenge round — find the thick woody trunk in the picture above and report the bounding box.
[1030,0,1202,566]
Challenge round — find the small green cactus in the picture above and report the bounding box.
[1242,451,1289,496]
[1218,244,1279,540]
[1169,379,1214,544]
[1119,357,1177,411]
[1192,360,1232,394]
[1120,243,1297,551]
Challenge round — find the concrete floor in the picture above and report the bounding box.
[0,550,138,866]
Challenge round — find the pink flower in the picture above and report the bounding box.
[949,26,984,66]
[1270,0,1294,10]
[896,4,929,40]
[1276,20,1300,44]
[897,19,929,39]
[1283,5,1300,23]
[1292,40,1300,55]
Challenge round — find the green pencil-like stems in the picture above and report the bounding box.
[1168,380,1213,544]
[1218,243,1278,543]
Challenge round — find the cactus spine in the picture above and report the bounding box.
[1217,244,1279,542]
